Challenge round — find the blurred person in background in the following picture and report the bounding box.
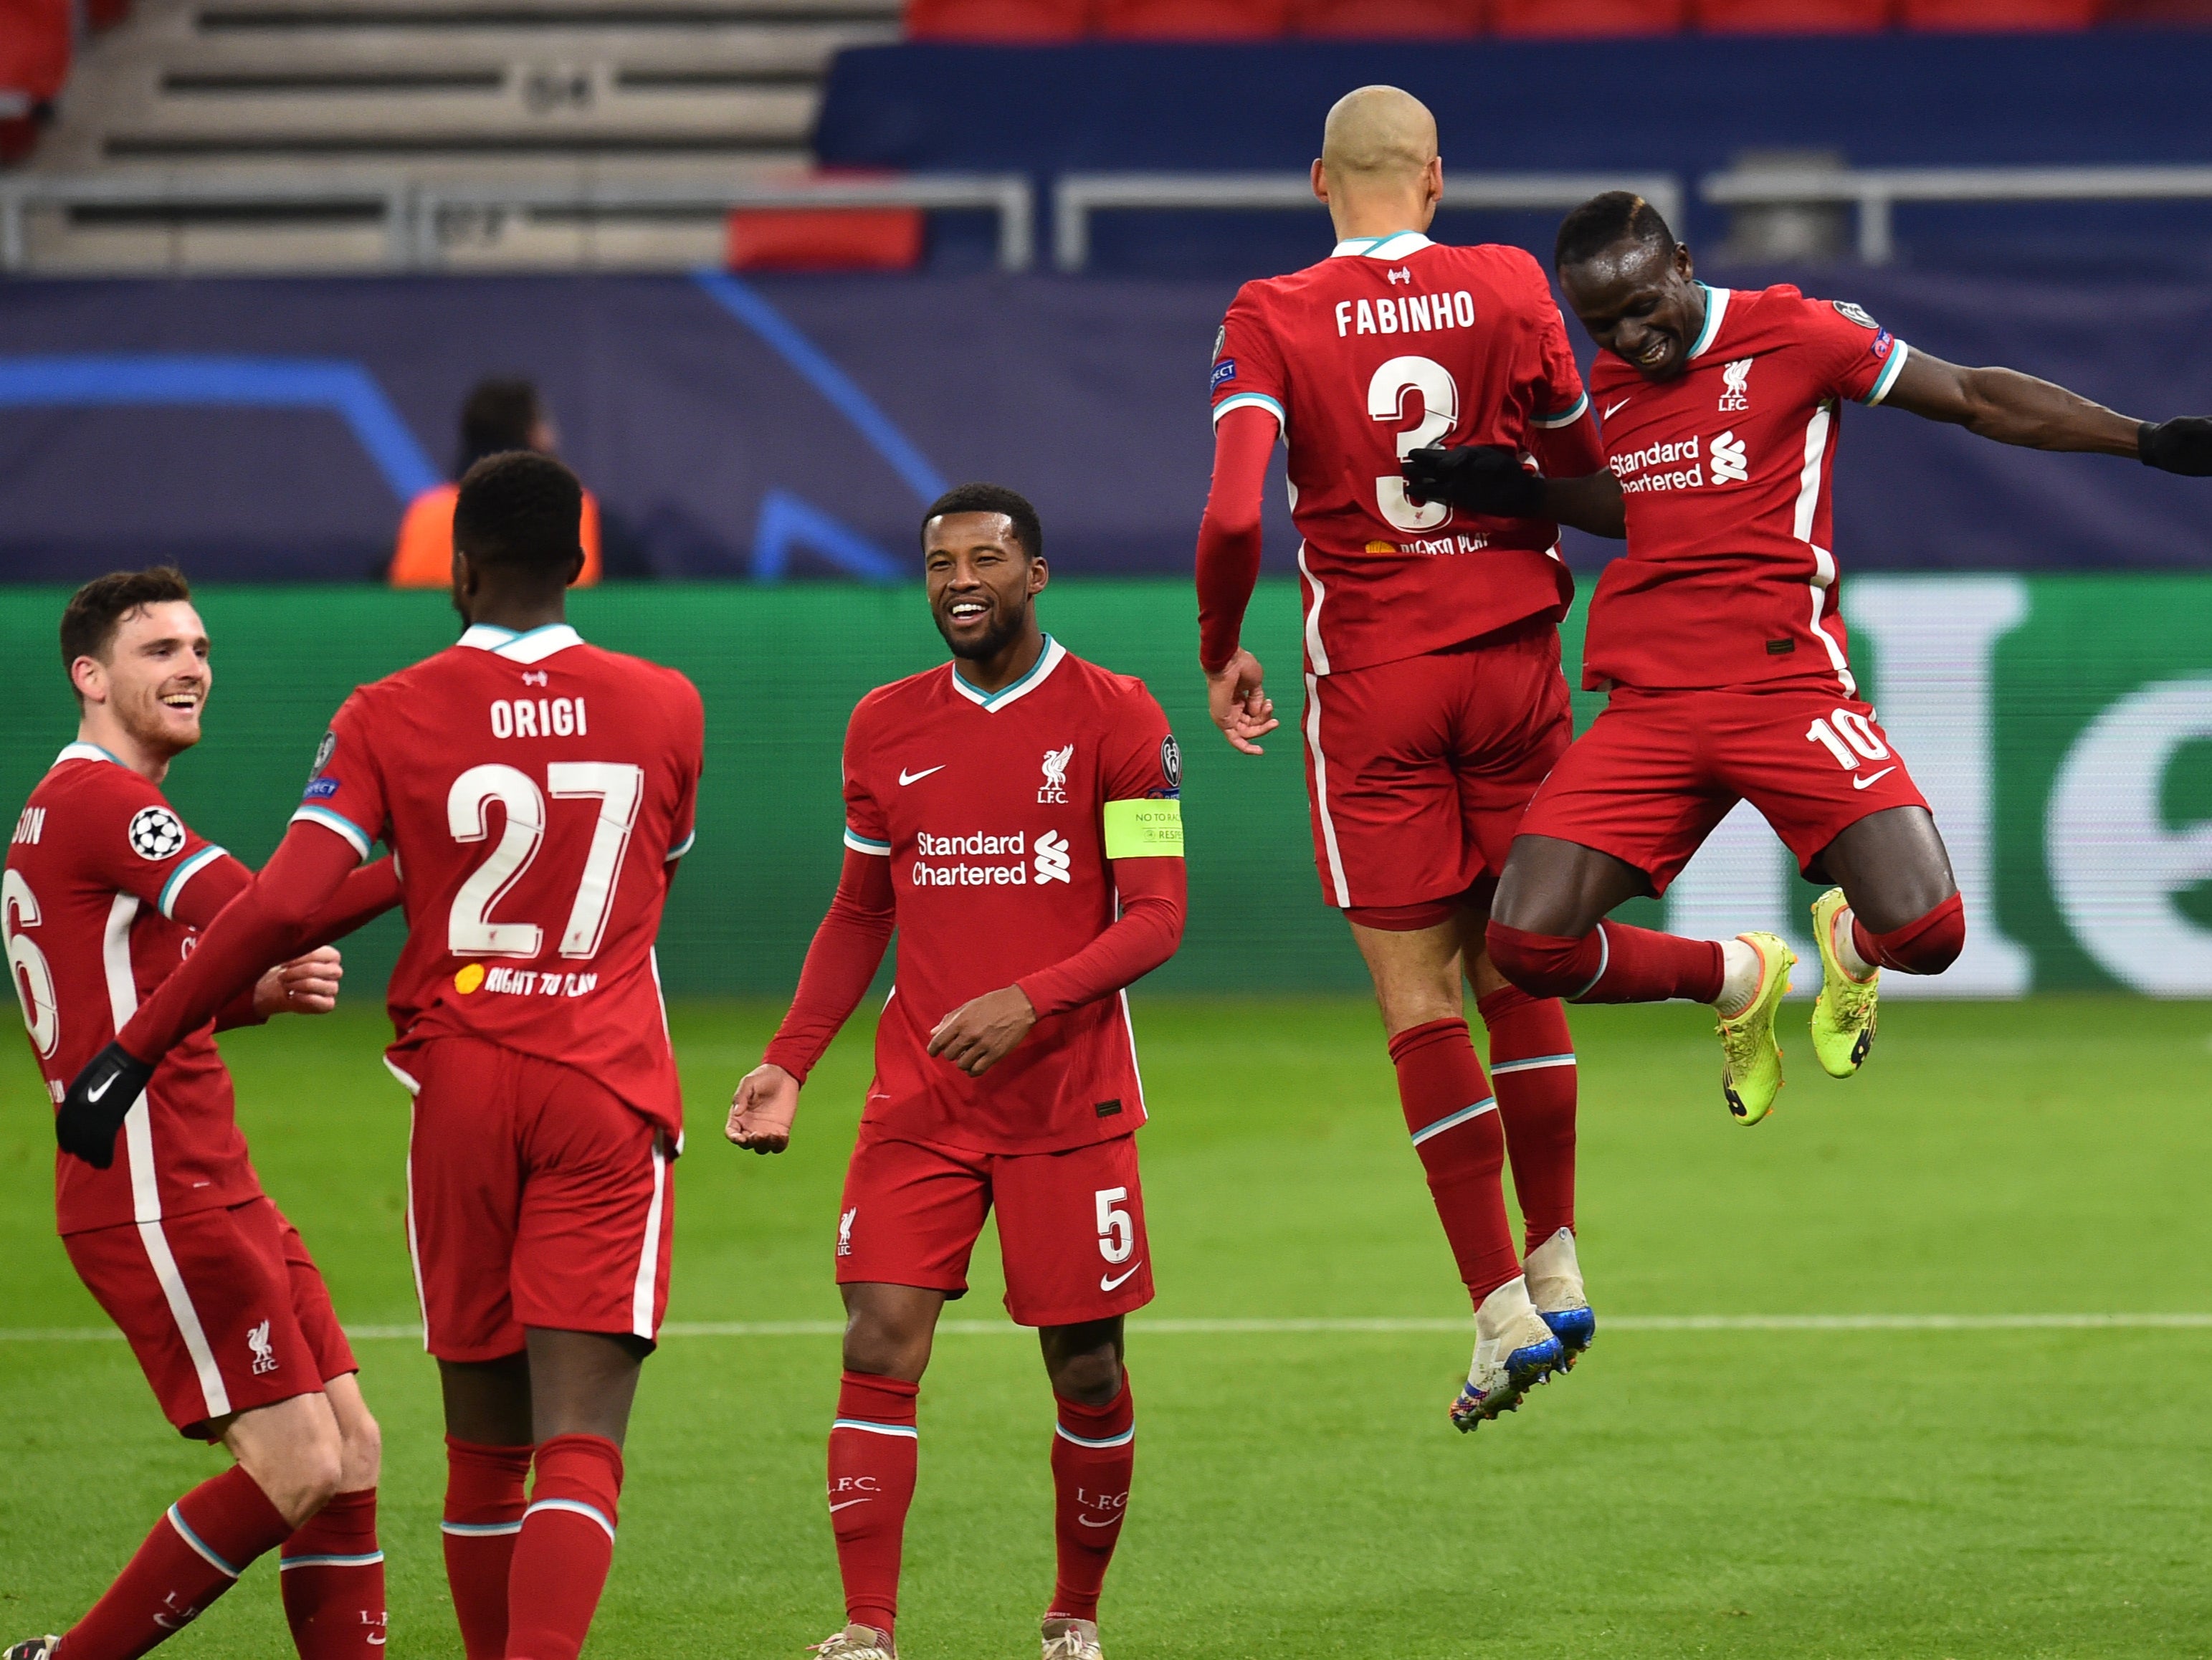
[391,378,604,587]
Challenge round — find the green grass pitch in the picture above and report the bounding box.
[4,996,2209,1659]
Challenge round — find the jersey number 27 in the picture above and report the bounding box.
[447,762,644,960]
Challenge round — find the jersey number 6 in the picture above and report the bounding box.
[1369,355,1460,534]
[3,869,59,1059]
[447,761,644,960]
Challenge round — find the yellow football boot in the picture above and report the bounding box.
[1717,931,1796,1125]
[1808,887,1879,1079]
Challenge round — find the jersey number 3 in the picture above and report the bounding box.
[1370,355,1459,533]
[447,762,644,960]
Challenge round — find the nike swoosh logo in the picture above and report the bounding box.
[86,1072,117,1102]
[1602,396,1633,420]
[898,766,945,786]
[368,1637,386,1647]
[1099,1263,1143,1292]
[828,1497,872,1512]
[1077,1514,1122,1528]
[1852,766,1897,791]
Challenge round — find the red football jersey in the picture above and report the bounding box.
[839,638,1181,1156]
[1210,232,1603,675]
[6,745,263,1234]
[1582,282,1911,695]
[297,624,702,1137]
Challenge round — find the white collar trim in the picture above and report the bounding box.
[1330,231,1434,260]
[459,622,583,664]
[1687,284,1732,361]
[54,741,121,768]
[951,635,1066,712]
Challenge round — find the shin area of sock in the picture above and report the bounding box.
[1387,1017,1519,1302]
[64,1464,292,1660]
[441,1436,533,1660]
[1477,986,1578,1254]
[279,1486,387,1658]
[1049,1373,1135,1623]
[504,1433,624,1660]
[829,1371,920,1638]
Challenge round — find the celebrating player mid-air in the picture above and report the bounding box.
[6,569,401,1660]
[728,485,1186,1660]
[1196,85,1598,1429]
[1405,191,2212,1120]
[59,456,704,1660]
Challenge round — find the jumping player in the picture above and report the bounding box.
[1405,191,2212,1120]
[727,485,1186,1660]
[1196,85,1598,1429]
[6,568,401,1660]
[59,455,704,1660]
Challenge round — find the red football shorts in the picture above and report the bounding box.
[836,1126,1153,1329]
[1302,619,1572,914]
[1518,684,1932,896]
[396,1036,674,1363]
[65,1196,356,1439]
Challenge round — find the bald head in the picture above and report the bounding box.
[1320,86,1437,186]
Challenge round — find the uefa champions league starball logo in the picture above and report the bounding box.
[127,806,187,861]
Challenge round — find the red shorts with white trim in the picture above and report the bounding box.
[1517,684,1932,896]
[65,1197,356,1439]
[1302,619,1573,912]
[398,1036,674,1363]
[837,1127,1153,1329]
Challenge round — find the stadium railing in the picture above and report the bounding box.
[1701,162,2212,264]
[1050,171,1687,272]
[0,171,1037,275]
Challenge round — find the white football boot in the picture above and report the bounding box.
[1522,1226,1596,1368]
[1041,1616,1105,1660]
[1449,1274,1565,1433]
[808,1625,896,1660]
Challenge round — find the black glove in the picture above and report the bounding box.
[1401,444,1545,515]
[2139,418,2212,476]
[57,1041,155,1169]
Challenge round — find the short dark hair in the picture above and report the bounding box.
[459,377,543,473]
[61,566,194,691]
[1555,191,1678,272]
[921,482,1043,561]
[453,451,585,578]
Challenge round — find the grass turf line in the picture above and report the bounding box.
[4,996,2209,1657]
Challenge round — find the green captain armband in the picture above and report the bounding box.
[1102,798,1185,859]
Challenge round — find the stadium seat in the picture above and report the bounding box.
[1697,0,1891,28]
[1097,0,1293,37]
[1294,0,1484,34]
[1489,0,1687,34]
[1899,0,2101,24]
[905,0,1094,39]
[0,0,72,105]
[725,207,926,270]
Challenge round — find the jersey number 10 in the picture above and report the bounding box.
[447,762,644,960]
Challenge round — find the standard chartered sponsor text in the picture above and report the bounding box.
[915,828,1032,887]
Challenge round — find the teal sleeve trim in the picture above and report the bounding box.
[843,828,892,857]
[158,845,227,920]
[1861,340,1910,407]
[290,805,372,860]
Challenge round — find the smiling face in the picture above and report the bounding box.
[73,601,211,760]
[923,510,1046,662]
[1560,237,1705,383]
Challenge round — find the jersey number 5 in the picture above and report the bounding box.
[3,869,59,1058]
[447,762,644,960]
[1370,355,1459,533]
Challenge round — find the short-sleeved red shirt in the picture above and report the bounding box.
[837,638,1180,1156]
[1211,232,1603,676]
[6,745,263,1234]
[1582,282,1911,695]
[295,624,702,1137]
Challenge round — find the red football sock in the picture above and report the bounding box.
[1047,1373,1135,1623]
[505,1434,624,1660]
[1487,920,1725,1005]
[1386,1017,1519,1304]
[1477,987,1578,1256]
[827,1372,920,1638]
[62,1464,292,1660]
[1851,892,1966,976]
[280,1486,386,1658]
[441,1437,533,1660]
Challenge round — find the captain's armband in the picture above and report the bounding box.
[1102,798,1184,859]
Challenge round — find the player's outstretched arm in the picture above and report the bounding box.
[1880,349,2212,470]
[1198,406,1282,755]
[730,850,897,1153]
